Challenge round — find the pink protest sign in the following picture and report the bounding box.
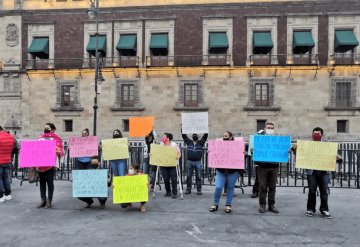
[69,136,98,158]
[19,140,57,168]
[208,140,245,169]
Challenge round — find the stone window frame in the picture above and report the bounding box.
[111,79,144,111]
[246,17,278,65]
[244,78,280,111]
[286,16,318,64]
[51,80,83,112]
[0,73,21,97]
[325,77,359,110]
[202,17,233,66]
[174,79,208,111]
[27,24,54,68]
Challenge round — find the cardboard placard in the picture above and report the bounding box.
[19,140,57,168]
[68,136,98,158]
[102,138,129,160]
[208,140,245,169]
[149,144,177,167]
[253,135,291,163]
[129,116,155,138]
[181,112,209,134]
[72,169,108,197]
[113,175,148,203]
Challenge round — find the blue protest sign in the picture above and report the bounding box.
[253,135,291,162]
[72,169,108,198]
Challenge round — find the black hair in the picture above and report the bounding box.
[224,131,233,139]
[130,163,140,170]
[46,123,56,131]
[164,132,173,141]
[312,127,324,135]
[265,122,275,127]
[0,125,3,131]
[82,128,89,135]
[113,129,123,137]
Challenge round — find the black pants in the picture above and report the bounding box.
[307,171,329,212]
[161,167,177,195]
[252,166,259,194]
[39,169,55,200]
[258,166,278,206]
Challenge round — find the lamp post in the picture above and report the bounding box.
[88,0,101,136]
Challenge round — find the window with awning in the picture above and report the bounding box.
[117,34,137,56]
[86,35,107,57]
[335,30,359,53]
[293,31,315,54]
[150,33,168,56]
[253,31,273,54]
[28,37,49,59]
[209,32,228,54]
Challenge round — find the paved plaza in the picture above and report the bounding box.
[1,179,360,247]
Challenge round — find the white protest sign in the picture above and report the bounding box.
[181,112,209,134]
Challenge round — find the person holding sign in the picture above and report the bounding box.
[182,130,208,195]
[209,131,240,214]
[145,131,158,192]
[109,129,128,177]
[160,133,181,198]
[37,123,64,209]
[256,122,280,214]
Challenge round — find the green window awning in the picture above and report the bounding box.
[150,33,168,49]
[209,32,229,49]
[293,31,315,54]
[116,34,137,51]
[86,35,107,56]
[253,32,273,48]
[335,30,359,52]
[28,37,49,57]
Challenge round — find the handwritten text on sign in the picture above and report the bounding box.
[113,175,148,203]
[181,112,209,134]
[69,136,98,158]
[253,135,291,163]
[150,144,177,167]
[208,140,245,169]
[72,169,108,197]
[102,138,129,160]
[295,140,338,171]
[19,140,57,168]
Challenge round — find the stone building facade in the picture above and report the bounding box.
[0,0,360,141]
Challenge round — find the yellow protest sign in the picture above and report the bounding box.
[113,175,148,203]
[150,144,177,167]
[295,140,338,171]
[102,138,129,160]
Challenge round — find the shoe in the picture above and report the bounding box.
[172,194,178,199]
[185,189,191,194]
[305,210,315,217]
[4,195,12,201]
[99,203,106,209]
[84,201,94,208]
[320,211,332,219]
[44,199,52,209]
[37,197,46,208]
[259,205,266,213]
[164,192,171,197]
[140,205,146,212]
[251,192,258,198]
[149,186,154,193]
[209,205,218,212]
[268,205,279,214]
[197,191,202,195]
[127,203,133,208]
[225,205,232,213]
[0,197,4,203]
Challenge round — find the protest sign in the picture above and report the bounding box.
[129,116,155,138]
[102,138,129,160]
[181,112,209,134]
[295,140,338,171]
[19,140,57,168]
[208,140,245,169]
[150,144,177,167]
[72,169,108,197]
[253,135,291,163]
[68,136,98,158]
[113,175,148,203]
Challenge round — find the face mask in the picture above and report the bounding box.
[265,129,274,135]
[128,168,136,175]
[192,135,199,141]
[223,137,229,141]
[44,129,51,133]
[113,134,121,138]
[312,133,322,141]
[162,137,168,143]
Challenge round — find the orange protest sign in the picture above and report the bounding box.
[129,116,155,137]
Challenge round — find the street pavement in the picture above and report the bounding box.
[1,179,360,247]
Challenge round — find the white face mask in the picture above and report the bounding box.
[128,169,136,175]
[265,129,274,135]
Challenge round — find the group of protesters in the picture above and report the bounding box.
[0,121,333,219]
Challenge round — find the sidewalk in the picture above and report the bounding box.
[1,179,360,247]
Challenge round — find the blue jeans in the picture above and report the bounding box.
[213,170,240,206]
[109,159,127,176]
[186,160,202,192]
[0,164,11,198]
[307,171,329,212]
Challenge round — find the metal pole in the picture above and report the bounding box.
[93,0,99,136]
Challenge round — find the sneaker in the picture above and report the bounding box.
[140,205,146,212]
[185,189,191,194]
[0,197,4,203]
[149,186,154,193]
[172,194,178,199]
[4,195,11,201]
[305,210,314,217]
[164,192,171,197]
[197,191,202,195]
[99,203,106,209]
[321,211,332,219]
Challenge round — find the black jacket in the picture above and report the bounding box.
[182,133,208,161]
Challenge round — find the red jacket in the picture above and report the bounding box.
[0,131,15,165]
[37,132,64,172]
